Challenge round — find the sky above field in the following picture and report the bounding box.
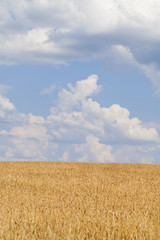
[0,0,160,163]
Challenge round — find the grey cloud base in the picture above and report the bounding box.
[1,0,160,94]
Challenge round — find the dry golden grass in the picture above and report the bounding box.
[0,162,159,240]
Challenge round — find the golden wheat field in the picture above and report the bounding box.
[0,162,159,240]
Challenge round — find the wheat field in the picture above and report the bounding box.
[0,162,159,240]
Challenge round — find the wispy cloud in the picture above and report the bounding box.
[141,64,160,97]
[40,84,56,95]
[0,84,12,95]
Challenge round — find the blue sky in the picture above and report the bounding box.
[0,0,160,163]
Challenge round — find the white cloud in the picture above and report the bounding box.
[0,95,15,111]
[75,135,114,163]
[55,74,101,112]
[114,144,155,164]
[0,95,15,118]
[5,137,48,160]
[10,125,47,139]
[0,74,159,163]
[1,0,160,93]
[47,75,159,143]
[2,122,49,161]
[28,113,45,125]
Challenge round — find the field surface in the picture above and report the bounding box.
[0,162,160,239]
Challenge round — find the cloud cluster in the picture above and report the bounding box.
[0,0,160,93]
[0,74,159,163]
[47,75,159,143]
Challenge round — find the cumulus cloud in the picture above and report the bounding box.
[0,95,15,111]
[4,137,49,161]
[10,125,47,139]
[0,95,15,118]
[75,135,114,163]
[114,144,156,164]
[0,113,49,161]
[47,75,159,143]
[56,74,101,112]
[1,0,160,93]
[0,74,159,162]
[28,113,45,125]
